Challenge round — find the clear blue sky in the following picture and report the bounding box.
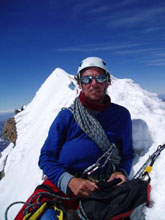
[1,0,165,111]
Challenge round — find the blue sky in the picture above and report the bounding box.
[0,0,165,111]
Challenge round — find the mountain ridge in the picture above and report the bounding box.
[0,68,165,219]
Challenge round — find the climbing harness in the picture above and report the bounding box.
[5,192,73,220]
[5,179,79,220]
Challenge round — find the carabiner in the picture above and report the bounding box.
[81,163,99,177]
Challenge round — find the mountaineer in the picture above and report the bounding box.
[14,57,134,220]
[38,57,134,219]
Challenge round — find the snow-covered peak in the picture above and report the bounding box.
[0,68,165,220]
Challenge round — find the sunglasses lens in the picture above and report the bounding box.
[80,76,92,84]
[96,74,107,83]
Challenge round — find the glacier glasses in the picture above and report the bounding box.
[80,74,107,85]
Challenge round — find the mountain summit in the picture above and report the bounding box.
[0,68,165,219]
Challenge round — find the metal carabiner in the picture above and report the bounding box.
[81,163,99,177]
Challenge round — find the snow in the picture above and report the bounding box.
[0,68,165,220]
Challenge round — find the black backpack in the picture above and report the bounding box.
[79,178,150,220]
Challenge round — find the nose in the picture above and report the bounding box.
[91,78,98,86]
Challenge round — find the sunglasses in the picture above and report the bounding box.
[80,74,107,84]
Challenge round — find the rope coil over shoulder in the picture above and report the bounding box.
[69,97,121,166]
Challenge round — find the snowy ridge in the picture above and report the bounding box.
[109,76,165,145]
[0,68,165,220]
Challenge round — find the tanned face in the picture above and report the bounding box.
[80,67,109,103]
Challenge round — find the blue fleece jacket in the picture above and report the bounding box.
[39,103,134,193]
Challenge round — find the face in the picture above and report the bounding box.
[79,67,109,103]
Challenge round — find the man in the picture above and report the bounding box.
[37,57,134,219]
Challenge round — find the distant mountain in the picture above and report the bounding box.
[158,94,165,102]
[0,111,14,121]
[0,111,14,152]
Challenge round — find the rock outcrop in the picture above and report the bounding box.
[2,118,17,144]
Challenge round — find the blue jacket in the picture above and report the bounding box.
[39,103,134,193]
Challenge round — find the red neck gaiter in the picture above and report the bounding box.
[79,92,111,112]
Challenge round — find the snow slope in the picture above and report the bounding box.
[0,68,165,220]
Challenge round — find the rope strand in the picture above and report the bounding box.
[69,97,121,165]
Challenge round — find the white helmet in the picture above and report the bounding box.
[77,57,109,74]
[76,57,111,83]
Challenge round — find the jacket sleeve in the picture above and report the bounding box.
[38,110,73,189]
[117,110,134,176]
